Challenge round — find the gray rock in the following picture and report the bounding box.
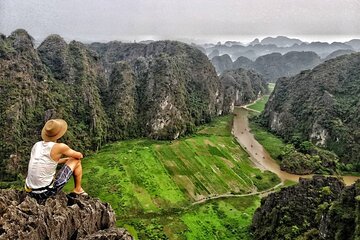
[0,190,132,240]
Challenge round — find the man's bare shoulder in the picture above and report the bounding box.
[53,143,70,151]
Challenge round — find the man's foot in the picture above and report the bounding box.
[72,188,88,196]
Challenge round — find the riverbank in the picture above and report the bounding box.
[233,106,360,185]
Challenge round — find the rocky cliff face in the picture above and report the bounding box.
[261,52,360,168]
[0,189,132,240]
[90,40,221,139]
[252,176,360,240]
[220,68,268,114]
[0,29,221,180]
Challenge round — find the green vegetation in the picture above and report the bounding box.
[247,95,269,112]
[64,115,280,239]
[250,119,340,174]
[268,83,276,92]
[249,121,286,161]
[252,176,360,240]
[247,82,275,112]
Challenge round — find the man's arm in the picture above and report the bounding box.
[61,144,83,159]
[52,143,83,162]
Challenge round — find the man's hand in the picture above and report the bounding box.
[58,157,70,164]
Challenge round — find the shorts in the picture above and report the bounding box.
[29,165,73,201]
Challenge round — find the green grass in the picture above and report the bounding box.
[268,83,276,92]
[247,82,276,113]
[247,95,270,112]
[64,115,280,239]
[180,196,260,240]
[249,121,286,161]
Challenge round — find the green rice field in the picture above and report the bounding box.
[64,115,280,239]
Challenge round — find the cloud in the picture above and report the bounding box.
[0,0,359,42]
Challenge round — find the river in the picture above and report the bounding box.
[232,106,360,186]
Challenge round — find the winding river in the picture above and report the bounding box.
[232,106,360,186]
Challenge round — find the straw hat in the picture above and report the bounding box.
[41,119,68,142]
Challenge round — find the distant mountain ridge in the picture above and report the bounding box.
[211,51,322,81]
[198,36,359,61]
[260,36,303,47]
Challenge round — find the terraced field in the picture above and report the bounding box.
[64,115,280,239]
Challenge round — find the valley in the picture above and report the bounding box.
[62,79,360,239]
[64,112,281,239]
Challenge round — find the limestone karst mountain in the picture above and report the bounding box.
[260,52,360,169]
[220,68,268,114]
[211,54,233,74]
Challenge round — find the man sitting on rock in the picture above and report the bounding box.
[25,119,87,200]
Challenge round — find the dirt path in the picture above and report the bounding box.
[191,182,283,206]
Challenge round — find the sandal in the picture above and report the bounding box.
[72,190,88,196]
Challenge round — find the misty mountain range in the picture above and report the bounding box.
[196,36,360,61]
[206,36,360,81]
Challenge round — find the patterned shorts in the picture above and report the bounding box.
[29,165,73,201]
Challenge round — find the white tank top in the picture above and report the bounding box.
[25,141,57,189]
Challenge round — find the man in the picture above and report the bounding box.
[25,119,87,200]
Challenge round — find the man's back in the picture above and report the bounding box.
[25,141,58,189]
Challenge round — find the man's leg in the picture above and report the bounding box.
[65,158,85,193]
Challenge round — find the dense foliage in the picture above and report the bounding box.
[252,176,360,240]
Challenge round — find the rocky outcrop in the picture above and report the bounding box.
[0,189,132,240]
[261,52,360,167]
[251,176,360,240]
[220,68,268,114]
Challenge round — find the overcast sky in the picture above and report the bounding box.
[0,0,359,43]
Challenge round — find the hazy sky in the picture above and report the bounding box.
[0,0,359,43]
